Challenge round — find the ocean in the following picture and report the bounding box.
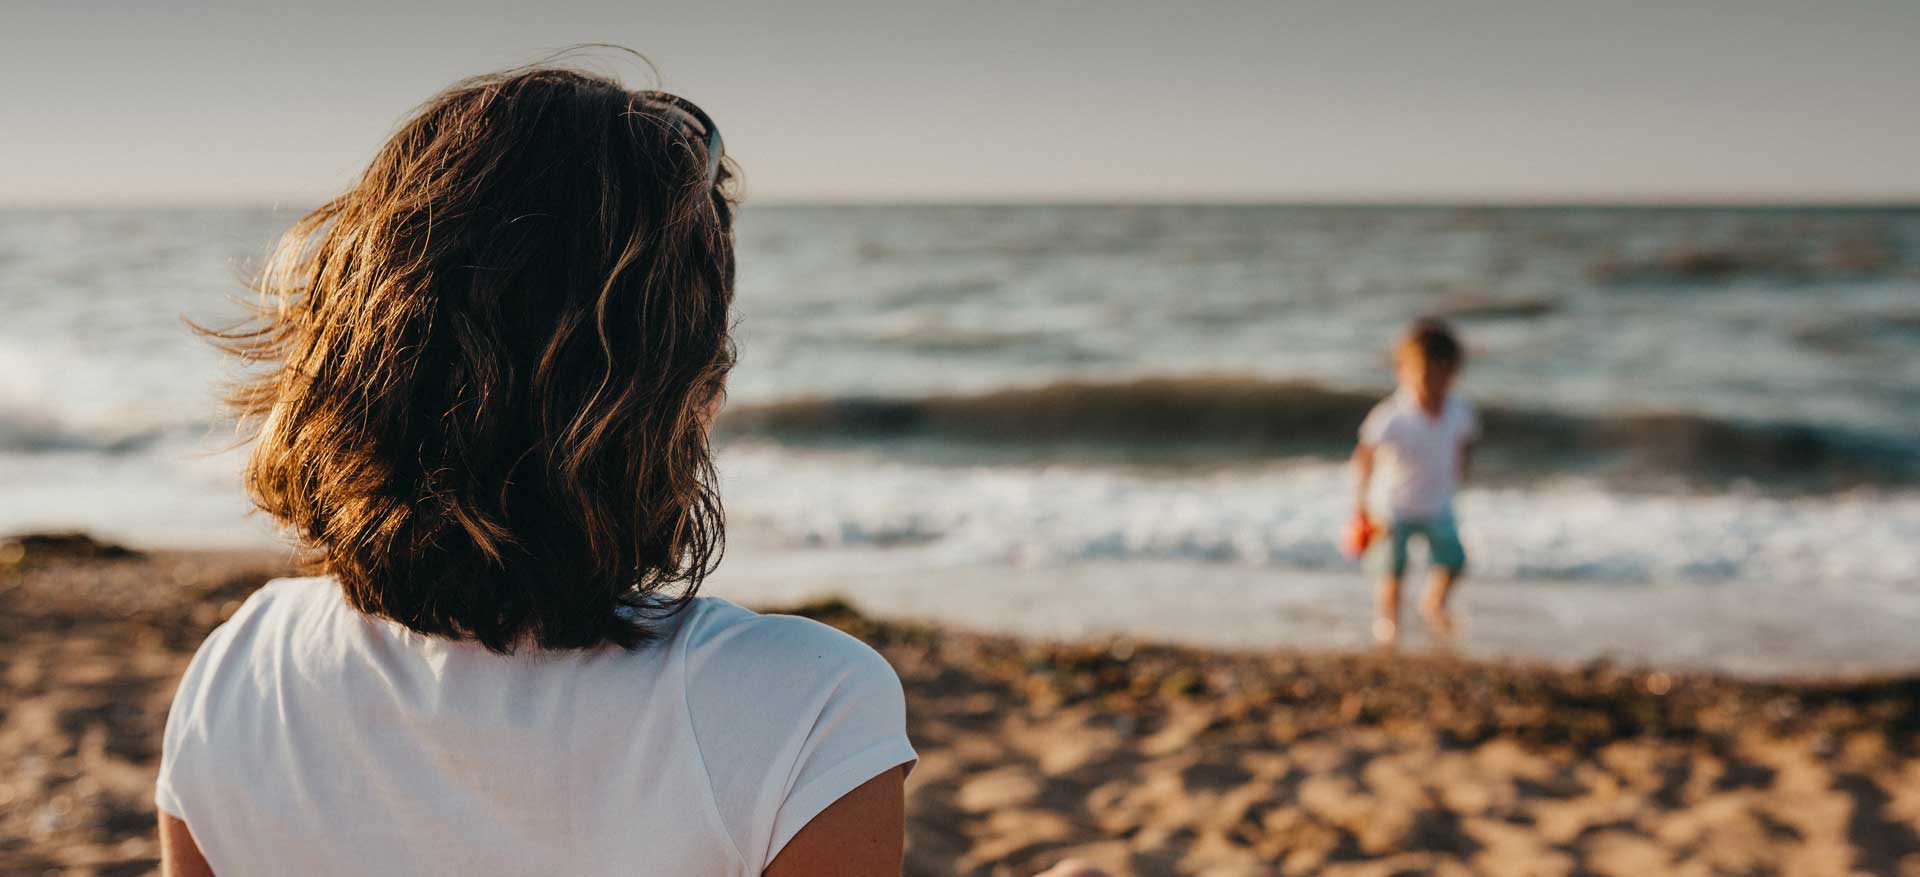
[5,205,1918,673]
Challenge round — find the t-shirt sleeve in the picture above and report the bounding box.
[154,641,214,820]
[1457,399,1481,441]
[154,580,288,822]
[153,594,252,820]
[683,609,917,872]
[1358,402,1393,446]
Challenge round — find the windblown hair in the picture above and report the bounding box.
[208,64,738,652]
[1397,318,1465,368]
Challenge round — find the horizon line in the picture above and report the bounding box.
[4,194,1919,211]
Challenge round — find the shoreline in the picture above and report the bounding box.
[6,533,1920,874]
[9,529,1920,680]
[704,543,1920,682]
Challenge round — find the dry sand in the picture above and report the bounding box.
[4,533,1919,876]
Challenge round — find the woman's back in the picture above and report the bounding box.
[158,578,912,875]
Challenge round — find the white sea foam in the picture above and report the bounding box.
[717,444,1920,592]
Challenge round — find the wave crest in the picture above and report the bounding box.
[719,376,1919,490]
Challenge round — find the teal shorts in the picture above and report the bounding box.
[1370,513,1467,577]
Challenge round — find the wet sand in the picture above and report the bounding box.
[705,546,1920,678]
[5,534,1919,876]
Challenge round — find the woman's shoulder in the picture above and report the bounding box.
[674,597,898,687]
[245,574,346,612]
[673,597,906,745]
[161,577,350,780]
[672,598,915,870]
[186,576,342,657]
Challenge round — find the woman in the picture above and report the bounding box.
[157,63,916,875]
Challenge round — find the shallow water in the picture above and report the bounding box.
[708,542,1920,679]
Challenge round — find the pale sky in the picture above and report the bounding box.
[4,0,1918,205]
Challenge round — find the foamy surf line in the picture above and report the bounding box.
[8,434,1917,590]
[715,445,1920,592]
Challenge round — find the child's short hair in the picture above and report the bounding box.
[1396,318,1465,368]
[206,63,738,653]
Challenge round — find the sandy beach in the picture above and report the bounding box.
[4,532,1919,876]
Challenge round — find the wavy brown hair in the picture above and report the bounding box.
[207,63,738,652]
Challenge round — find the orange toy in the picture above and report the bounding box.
[1341,511,1377,559]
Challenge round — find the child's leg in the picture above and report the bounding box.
[1374,573,1403,643]
[1371,521,1413,642]
[1428,564,1451,610]
[1420,515,1467,623]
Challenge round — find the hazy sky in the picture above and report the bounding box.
[5,1,1918,205]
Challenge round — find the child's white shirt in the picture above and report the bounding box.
[1359,390,1479,520]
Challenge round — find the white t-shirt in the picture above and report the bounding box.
[156,578,916,876]
[1358,391,1479,520]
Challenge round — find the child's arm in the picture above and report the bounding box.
[1459,403,1479,485]
[1350,443,1375,516]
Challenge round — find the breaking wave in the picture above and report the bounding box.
[719,376,1920,491]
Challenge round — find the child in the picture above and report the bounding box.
[1350,319,1478,643]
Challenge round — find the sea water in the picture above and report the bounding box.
[4,205,1918,672]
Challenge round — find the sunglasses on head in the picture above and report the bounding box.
[639,91,725,188]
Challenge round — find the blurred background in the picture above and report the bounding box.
[4,1,1919,674]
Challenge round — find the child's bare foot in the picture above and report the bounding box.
[1371,616,1399,646]
[1419,597,1455,638]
